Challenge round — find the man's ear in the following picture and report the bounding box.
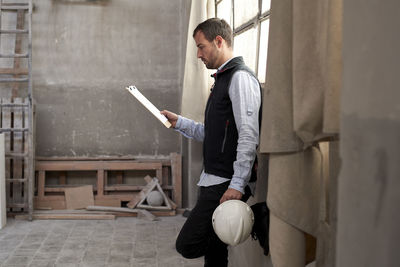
[214,35,224,48]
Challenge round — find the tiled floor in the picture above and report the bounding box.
[0,215,203,267]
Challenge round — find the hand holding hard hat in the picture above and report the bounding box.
[212,200,254,246]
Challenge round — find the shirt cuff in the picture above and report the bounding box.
[175,115,184,129]
[229,177,246,194]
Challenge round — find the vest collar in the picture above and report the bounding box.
[211,56,244,79]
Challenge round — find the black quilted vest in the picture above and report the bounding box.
[203,56,260,181]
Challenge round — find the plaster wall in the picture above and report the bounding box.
[30,0,190,158]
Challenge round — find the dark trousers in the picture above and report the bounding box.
[176,182,251,267]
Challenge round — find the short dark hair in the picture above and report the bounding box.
[193,18,233,47]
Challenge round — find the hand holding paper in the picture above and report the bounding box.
[125,85,172,128]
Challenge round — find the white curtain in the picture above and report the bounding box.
[180,0,215,209]
[180,0,215,122]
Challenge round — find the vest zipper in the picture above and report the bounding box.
[221,120,229,153]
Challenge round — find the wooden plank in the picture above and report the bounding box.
[150,209,176,216]
[32,209,174,217]
[86,206,174,217]
[34,197,66,210]
[166,195,177,210]
[6,203,27,208]
[156,168,162,185]
[44,187,73,193]
[13,98,23,211]
[11,10,25,98]
[35,206,52,210]
[162,166,169,186]
[101,193,135,202]
[35,161,162,171]
[0,134,6,228]
[86,205,139,213]
[64,185,94,210]
[37,170,45,198]
[137,209,158,221]
[170,153,182,208]
[104,185,144,191]
[2,99,12,211]
[36,156,171,163]
[44,185,98,193]
[104,170,108,189]
[23,98,29,213]
[34,210,113,215]
[94,197,120,207]
[136,205,172,211]
[96,169,104,197]
[0,68,28,75]
[126,175,156,209]
[15,213,115,220]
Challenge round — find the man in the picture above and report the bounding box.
[161,18,261,267]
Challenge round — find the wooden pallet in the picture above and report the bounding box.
[34,153,182,212]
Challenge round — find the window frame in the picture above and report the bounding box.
[216,0,270,84]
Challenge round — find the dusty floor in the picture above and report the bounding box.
[0,215,203,267]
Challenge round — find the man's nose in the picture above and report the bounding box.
[197,49,202,58]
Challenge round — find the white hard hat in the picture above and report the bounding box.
[212,200,254,246]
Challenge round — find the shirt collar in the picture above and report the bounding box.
[211,57,236,79]
[217,57,234,72]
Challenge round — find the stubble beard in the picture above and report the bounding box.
[205,51,220,70]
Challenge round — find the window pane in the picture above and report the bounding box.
[262,0,271,13]
[233,27,258,72]
[217,0,232,27]
[234,0,258,28]
[257,19,270,83]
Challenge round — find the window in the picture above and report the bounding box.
[216,0,232,26]
[233,26,258,72]
[216,0,271,83]
[233,0,258,28]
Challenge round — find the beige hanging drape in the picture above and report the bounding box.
[180,0,215,208]
[260,0,342,264]
[180,0,215,122]
[260,0,341,153]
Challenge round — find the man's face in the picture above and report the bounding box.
[194,31,219,69]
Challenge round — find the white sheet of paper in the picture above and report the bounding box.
[125,85,171,128]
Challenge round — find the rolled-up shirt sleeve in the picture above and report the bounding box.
[228,71,261,194]
[175,115,205,142]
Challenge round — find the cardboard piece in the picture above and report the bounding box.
[64,185,94,210]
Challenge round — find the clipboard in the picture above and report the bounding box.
[125,85,172,128]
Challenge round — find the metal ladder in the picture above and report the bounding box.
[0,0,33,220]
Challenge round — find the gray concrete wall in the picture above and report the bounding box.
[31,0,190,157]
[337,0,400,266]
